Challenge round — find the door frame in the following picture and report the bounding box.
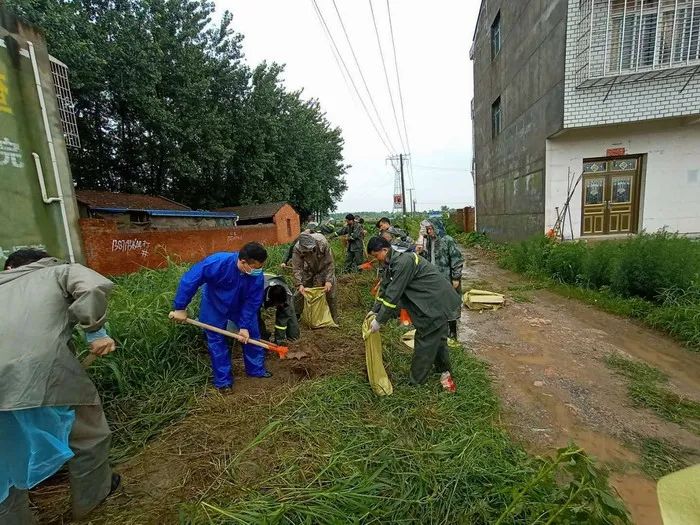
[580,154,643,237]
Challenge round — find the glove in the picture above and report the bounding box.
[370,319,381,333]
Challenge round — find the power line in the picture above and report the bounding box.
[311,0,393,154]
[331,0,397,153]
[369,0,406,153]
[386,0,411,156]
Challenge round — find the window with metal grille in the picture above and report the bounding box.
[491,11,502,60]
[49,55,81,149]
[575,0,700,86]
[492,97,502,138]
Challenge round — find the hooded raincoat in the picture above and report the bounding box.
[0,258,113,410]
[174,252,265,387]
[0,258,115,518]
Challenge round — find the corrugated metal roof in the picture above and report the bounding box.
[217,202,288,221]
[76,190,190,211]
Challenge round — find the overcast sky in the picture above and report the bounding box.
[218,0,480,212]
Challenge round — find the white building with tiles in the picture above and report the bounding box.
[472,0,700,240]
[549,0,700,238]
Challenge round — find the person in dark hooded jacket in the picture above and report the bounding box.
[367,237,461,392]
[258,273,300,344]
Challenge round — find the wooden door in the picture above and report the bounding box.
[581,156,640,236]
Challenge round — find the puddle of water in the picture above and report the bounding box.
[611,473,662,525]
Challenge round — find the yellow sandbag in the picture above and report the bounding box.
[301,287,338,328]
[658,464,700,525]
[362,314,393,396]
[401,329,416,350]
[463,289,505,311]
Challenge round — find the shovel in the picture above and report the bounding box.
[170,314,289,359]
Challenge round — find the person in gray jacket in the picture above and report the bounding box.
[0,249,120,523]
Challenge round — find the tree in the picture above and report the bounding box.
[7,0,347,216]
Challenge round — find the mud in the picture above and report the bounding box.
[458,248,700,525]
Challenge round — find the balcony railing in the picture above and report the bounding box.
[575,0,700,87]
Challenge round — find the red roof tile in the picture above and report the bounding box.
[76,190,190,211]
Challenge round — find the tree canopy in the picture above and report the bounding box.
[7,0,348,217]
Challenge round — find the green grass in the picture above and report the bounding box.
[84,240,351,462]
[639,438,697,480]
[79,234,629,523]
[178,328,629,523]
[605,354,700,434]
[78,263,211,462]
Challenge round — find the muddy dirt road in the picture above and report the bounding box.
[458,248,700,525]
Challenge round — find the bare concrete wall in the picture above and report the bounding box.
[471,0,568,241]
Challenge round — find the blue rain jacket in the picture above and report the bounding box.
[173,252,266,386]
[1,407,75,503]
[173,252,264,331]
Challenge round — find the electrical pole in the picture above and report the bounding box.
[408,188,414,214]
[399,153,406,215]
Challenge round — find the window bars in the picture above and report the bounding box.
[575,0,700,86]
[48,55,81,149]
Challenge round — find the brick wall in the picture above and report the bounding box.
[272,204,301,244]
[80,219,280,275]
[563,2,700,128]
[450,207,476,233]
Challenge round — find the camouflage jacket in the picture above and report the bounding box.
[336,222,364,253]
[421,234,464,282]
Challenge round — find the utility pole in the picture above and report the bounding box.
[399,153,406,215]
[388,154,410,214]
[408,188,414,214]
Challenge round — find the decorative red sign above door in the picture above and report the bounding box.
[606,147,625,157]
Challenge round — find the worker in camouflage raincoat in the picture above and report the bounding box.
[290,232,338,323]
[418,219,464,340]
[335,214,365,273]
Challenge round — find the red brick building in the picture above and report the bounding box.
[77,191,300,275]
[217,202,300,246]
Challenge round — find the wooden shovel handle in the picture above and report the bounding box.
[183,317,272,350]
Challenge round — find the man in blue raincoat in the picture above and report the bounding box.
[170,242,270,390]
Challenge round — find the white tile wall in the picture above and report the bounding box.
[563,1,700,128]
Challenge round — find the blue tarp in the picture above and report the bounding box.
[91,207,238,219]
[0,407,75,503]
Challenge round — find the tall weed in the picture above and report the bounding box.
[608,233,700,300]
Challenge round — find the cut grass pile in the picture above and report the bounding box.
[605,354,700,434]
[180,330,629,523]
[639,437,699,480]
